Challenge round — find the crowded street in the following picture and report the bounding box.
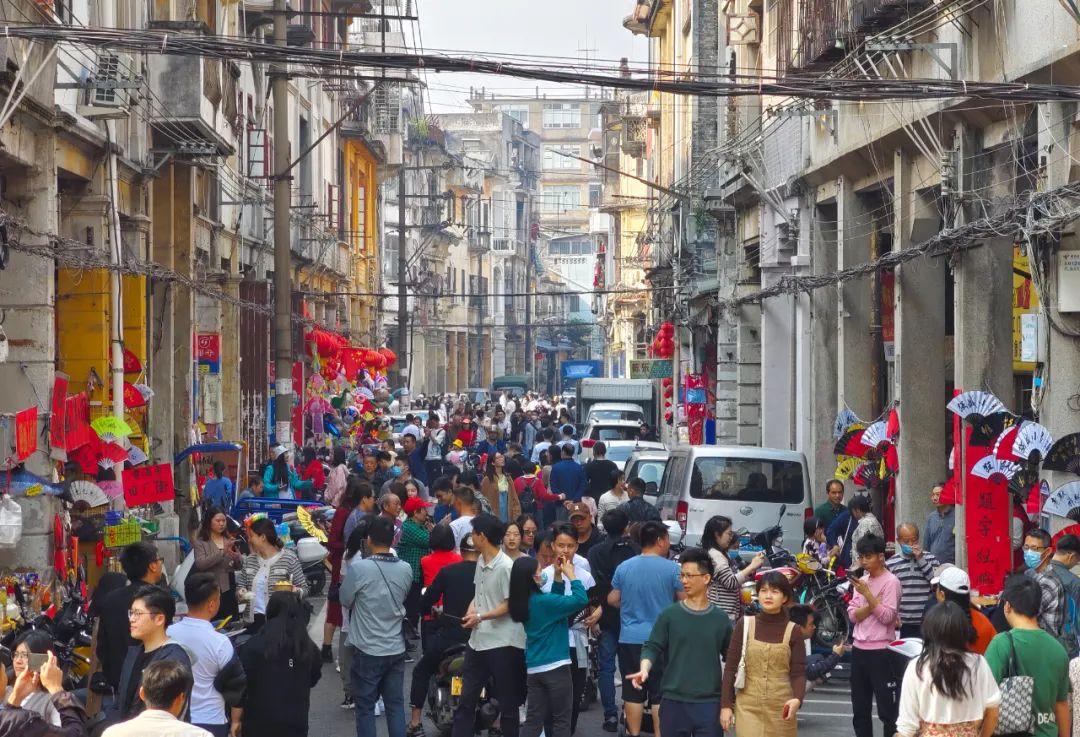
[6,1,1080,737]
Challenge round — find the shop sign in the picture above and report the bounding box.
[196,334,221,374]
[629,359,673,380]
[123,463,175,507]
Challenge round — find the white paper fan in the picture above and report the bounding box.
[860,421,888,449]
[947,391,1006,420]
[1011,421,1054,461]
[833,408,861,439]
[971,456,1022,481]
[67,480,110,507]
[1043,481,1080,520]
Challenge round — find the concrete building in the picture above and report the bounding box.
[621,0,1080,542]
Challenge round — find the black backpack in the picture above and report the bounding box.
[517,477,538,516]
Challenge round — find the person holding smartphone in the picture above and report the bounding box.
[7,631,63,726]
[0,649,87,737]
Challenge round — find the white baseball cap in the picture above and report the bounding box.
[271,444,288,460]
[931,565,970,595]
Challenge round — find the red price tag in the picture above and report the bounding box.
[122,463,175,507]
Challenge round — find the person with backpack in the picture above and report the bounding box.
[1047,534,1080,658]
[515,461,558,519]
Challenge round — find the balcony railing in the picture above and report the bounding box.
[790,0,934,73]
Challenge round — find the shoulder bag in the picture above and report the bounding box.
[992,632,1035,737]
[733,616,751,690]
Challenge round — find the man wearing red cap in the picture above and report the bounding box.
[399,496,434,636]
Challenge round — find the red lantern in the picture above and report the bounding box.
[305,328,343,361]
[661,377,673,387]
[369,351,387,370]
[659,321,674,336]
[663,385,673,398]
[379,347,397,366]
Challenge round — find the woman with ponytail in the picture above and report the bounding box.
[238,591,322,737]
[896,601,1001,737]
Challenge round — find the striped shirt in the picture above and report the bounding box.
[885,552,940,625]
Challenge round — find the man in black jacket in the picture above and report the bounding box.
[96,541,164,692]
[622,479,661,523]
[407,535,480,737]
[587,509,640,732]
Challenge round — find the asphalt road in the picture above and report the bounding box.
[305,598,879,737]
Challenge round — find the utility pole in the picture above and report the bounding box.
[271,0,292,447]
[397,162,408,388]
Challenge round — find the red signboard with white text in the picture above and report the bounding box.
[122,463,176,507]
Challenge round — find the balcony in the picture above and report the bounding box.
[621,113,646,158]
[491,237,514,253]
[790,0,934,73]
[469,229,491,253]
[852,0,933,32]
[146,52,232,155]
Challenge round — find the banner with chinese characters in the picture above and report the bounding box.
[15,407,37,461]
[48,373,69,456]
[963,426,1011,595]
[122,463,176,507]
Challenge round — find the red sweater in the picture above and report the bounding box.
[421,550,463,586]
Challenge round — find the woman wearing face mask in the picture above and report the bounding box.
[701,515,766,621]
[262,446,314,500]
[721,571,807,736]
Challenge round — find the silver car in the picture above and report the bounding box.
[624,449,669,507]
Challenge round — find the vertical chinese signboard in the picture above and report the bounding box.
[962,425,1012,595]
[196,334,223,427]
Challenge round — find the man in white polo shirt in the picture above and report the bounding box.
[452,513,526,737]
[166,573,241,737]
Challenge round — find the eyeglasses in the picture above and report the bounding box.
[11,651,29,661]
[127,609,153,620]
[678,572,710,580]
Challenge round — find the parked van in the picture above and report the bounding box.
[655,445,811,554]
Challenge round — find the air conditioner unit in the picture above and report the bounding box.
[89,52,130,108]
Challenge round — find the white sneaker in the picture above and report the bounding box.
[375,697,385,716]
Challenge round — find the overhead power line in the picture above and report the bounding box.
[7,24,1080,102]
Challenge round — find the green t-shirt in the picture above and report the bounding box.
[985,628,1069,737]
[641,601,732,702]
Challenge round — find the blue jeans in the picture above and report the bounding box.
[597,629,619,720]
[351,651,406,737]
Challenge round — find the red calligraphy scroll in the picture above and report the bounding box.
[962,424,1012,595]
[63,394,92,451]
[122,463,175,507]
[49,373,69,453]
[15,407,37,460]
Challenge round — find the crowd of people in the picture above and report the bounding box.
[10,391,1080,737]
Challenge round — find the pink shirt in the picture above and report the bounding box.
[847,569,901,649]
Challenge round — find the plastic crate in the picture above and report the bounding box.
[104,518,142,548]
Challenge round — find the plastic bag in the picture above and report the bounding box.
[0,495,23,547]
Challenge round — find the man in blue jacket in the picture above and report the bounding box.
[400,434,430,486]
[548,444,587,522]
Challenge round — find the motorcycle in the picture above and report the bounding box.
[282,506,333,597]
[749,504,798,570]
[426,643,499,737]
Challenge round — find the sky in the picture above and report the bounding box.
[415,0,648,112]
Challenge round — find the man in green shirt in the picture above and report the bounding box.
[629,547,732,737]
[985,575,1070,737]
[814,479,846,529]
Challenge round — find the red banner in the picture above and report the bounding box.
[64,394,93,451]
[122,463,176,507]
[49,373,69,453]
[963,425,1012,595]
[15,407,37,461]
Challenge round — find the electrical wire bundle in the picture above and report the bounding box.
[7,23,1080,103]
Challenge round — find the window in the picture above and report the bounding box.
[548,237,592,254]
[689,457,805,503]
[462,139,483,151]
[541,186,581,213]
[544,145,581,170]
[543,103,581,129]
[498,105,530,127]
[589,183,601,208]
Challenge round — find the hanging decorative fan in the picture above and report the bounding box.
[969,411,1018,447]
[1008,466,1040,499]
[993,425,1022,463]
[852,462,881,488]
[833,408,862,439]
[1010,421,1054,463]
[971,456,1022,482]
[66,480,110,508]
[947,391,1006,421]
[885,407,900,442]
[860,421,889,450]
[834,427,868,458]
[834,455,860,480]
[1044,433,1080,474]
[883,444,900,474]
[1043,481,1080,521]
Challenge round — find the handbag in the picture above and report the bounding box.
[327,581,341,603]
[733,616,751,690]
[993,632,1035,737]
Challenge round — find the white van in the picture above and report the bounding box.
[655,446,811,555]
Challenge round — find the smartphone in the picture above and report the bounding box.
[26,653,47,672]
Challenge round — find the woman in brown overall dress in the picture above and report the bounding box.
[721,570,808,736]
